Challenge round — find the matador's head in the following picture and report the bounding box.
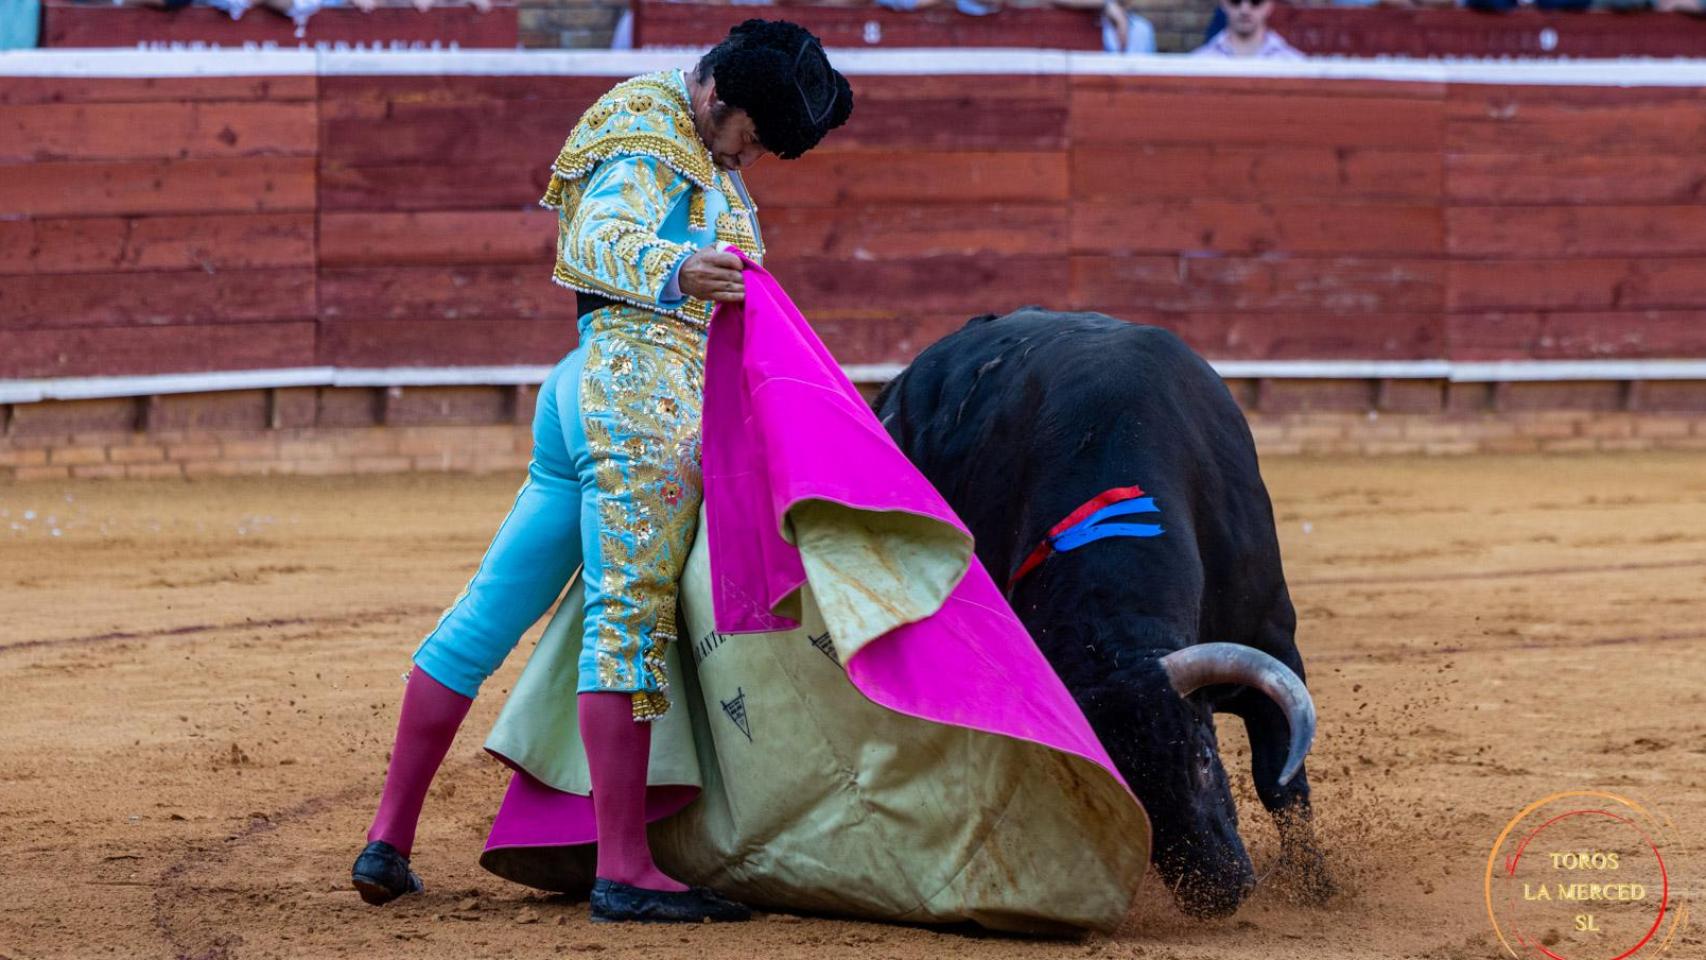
[690,19,854,171]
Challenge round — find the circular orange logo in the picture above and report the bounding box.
[1485,791,1688,960]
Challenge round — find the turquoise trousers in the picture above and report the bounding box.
[413,308,707,719]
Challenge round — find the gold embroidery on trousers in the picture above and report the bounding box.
[577,307,706,721]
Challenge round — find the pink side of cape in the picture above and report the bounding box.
[703,254,1129,785]
[484,256,1130,855]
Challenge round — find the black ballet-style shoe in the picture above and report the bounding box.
[588,877,752,923]
[351,840,424,906]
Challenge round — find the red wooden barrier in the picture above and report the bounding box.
[3,62,1706,380]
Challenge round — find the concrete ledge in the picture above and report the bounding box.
[4,381,1704,482]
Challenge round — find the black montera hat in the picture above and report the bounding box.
[698,19,855,160]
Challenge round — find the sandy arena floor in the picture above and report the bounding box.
[2,453,1703,960]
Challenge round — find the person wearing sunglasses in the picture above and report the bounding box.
[348,18,853,924]
[1192,0,1306,59]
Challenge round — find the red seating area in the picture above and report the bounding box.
[35,0,1706,56]
[635,0,1101,49]
[40,0,519,49]
[1270,5,1706,59]
[634,0,1706,57]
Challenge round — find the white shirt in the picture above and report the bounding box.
[1191,29,1307,60]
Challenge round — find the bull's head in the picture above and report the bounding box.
[1093,644,1315,919]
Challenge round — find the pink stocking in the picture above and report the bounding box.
[366,669,473,858]
[578,691,686,892]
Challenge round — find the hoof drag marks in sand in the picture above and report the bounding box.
[2,458,1703,960]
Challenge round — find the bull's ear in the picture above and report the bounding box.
[964,313,1002,328]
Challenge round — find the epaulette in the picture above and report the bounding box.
[540,71,717,211]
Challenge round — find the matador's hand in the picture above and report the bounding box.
[678,248,746,303]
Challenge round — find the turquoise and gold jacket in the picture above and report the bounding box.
[542,69,767,328]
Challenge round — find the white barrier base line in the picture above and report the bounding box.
[5,48,1706,87]
[5,360,1706,405]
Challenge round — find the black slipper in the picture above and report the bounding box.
[351,840,424,906]
[589,877,752,923]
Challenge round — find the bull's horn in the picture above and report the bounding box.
[1158,643,1317,787]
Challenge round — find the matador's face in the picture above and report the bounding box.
[704,102,768,172]
[695,82,770,172]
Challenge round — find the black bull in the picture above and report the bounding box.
[873,308,1332,918]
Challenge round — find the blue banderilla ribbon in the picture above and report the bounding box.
[1049,496,1165,552]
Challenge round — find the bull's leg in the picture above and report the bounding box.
[1219,619,1335,903]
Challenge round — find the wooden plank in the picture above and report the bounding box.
[1069,84,1443,150]
[319,265,575,325]
[1448,311,1706,360]
[1070,200,1442,256]
[1182,312,1443,360]
[811,75,1069,153]
[382,385,511,427]
[42,2,518,48]
[0,213,315,275]
[1446,152,1706,205]
[318,318,573,367]
[0,156,316,217]
[1066,311,1446,360]
[1070,255,1446,313]
[1071,73,1448,101]
[802,313,977,367]
[1450,258,1706,312]
[0,268,316,331]
[760,204,1068,259]
[1072,145,1442,202]
[0,101,317,162]
[318,160,548,212]
[1446,91,1706,155]
[1448,206,1706,258]
[327,74,1057,151]
[331,151,1066,209]
[318,210,555,267]
[0,75,316,107]
[1447,83,1706,109]
[320,75,614,121]
[816,95,1068,153]
[1641,382,1706,412]
[0,321,316,379]
[746,152,1069,206]
[760,255,1069,316]
[321,97,590,167]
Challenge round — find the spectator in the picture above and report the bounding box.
[1091,0,1160,51]
[139,0,256,20]
[1,0,39,47]
[1192,0,1305,58]
[875,0,1005,13]
[1101,0,1156,52]
[265,0,491,35]
[611,6,634,47]
[1052,0,1155,53]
